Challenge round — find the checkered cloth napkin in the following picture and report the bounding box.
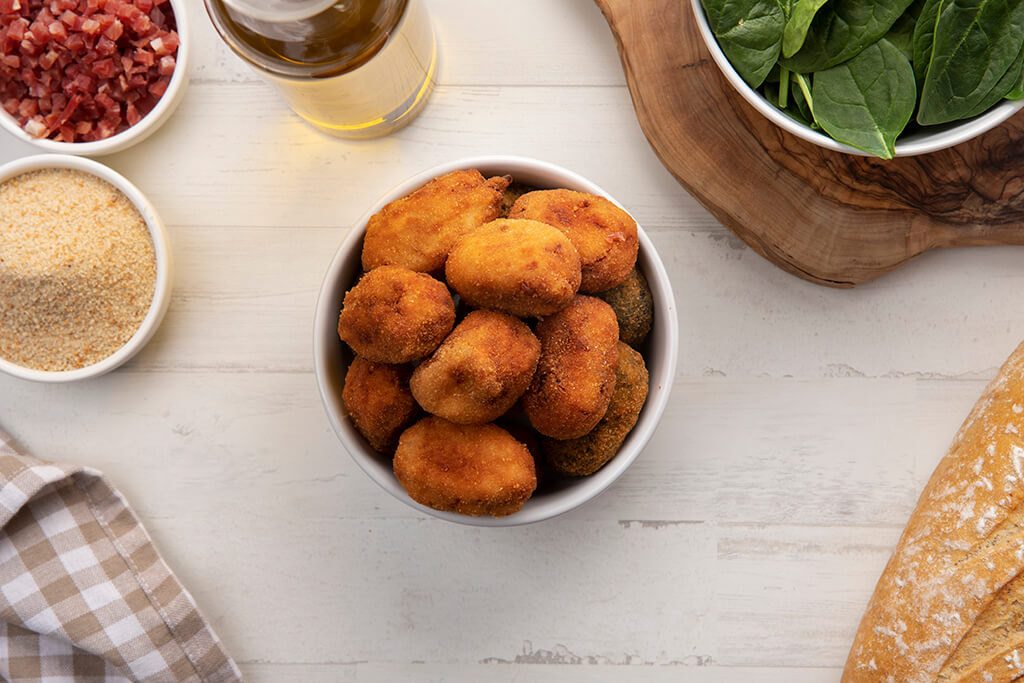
[0,428,242,682]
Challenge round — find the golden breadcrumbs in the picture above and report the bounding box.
[0,168,157,371]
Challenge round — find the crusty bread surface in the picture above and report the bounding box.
[844,341,1024,683]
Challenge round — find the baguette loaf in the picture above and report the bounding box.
[844,341,1024,683]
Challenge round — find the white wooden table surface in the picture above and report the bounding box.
[2,1,1021,680]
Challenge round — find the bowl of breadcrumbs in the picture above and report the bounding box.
[0,154,172,382]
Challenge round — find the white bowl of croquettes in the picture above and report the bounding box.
[313,156,678,526]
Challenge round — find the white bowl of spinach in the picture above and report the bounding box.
[692,0,1024,158]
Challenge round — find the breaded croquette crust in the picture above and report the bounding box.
[337,265,455,364]
[410,310,541,424]
[445,218,582,318]
[543,342,649,476]
[393,417,537,517]
[362,169,511,274]
[522,295,620,440]
[342,357,419,454]
[597,266,654,348]
[496,417,548,490]
[509,189,639,293]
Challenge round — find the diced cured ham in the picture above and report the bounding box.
[95,35,115,54]
[37,49,55,68]
[7,16,26,38]
[90,56,114,77]
[23,116,44,135]
[45,18,65,38]
[102,18,120,39]
[0,0,178,141]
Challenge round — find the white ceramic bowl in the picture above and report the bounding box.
[690,0,1024,157]
[0,154,173,382]
[0,0,189,156]
[313,156,679,526]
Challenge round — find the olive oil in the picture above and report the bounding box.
[205,0,436,138]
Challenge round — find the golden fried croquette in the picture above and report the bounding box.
[543,342,649,476]
[343,357,419,454]
[337,266,455,364]
[445,218,582,318]
[509,189,639,293]
[362,169,511,274]
[496,418,549,489]
[522,295,619,440]
[597,266,654,348]
[393,417,537,517]
[410,310,540,424]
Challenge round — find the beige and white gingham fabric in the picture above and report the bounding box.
[0,428,242,682]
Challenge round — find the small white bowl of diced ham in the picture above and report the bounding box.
[0,0,187,155]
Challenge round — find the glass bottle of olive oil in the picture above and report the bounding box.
[205,0,436,139]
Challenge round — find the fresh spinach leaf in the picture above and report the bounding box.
[917,0,1024,124]
[711,0,1023,155]
[911,0,944,84]
[811,38,916,158]
[886,0,925,60]
[780,0,916,72]
[1006,51,1024,98]
[956,42,1024,116]
[701,0,786,87]
[782,0,830,57]
[763,81,787,109]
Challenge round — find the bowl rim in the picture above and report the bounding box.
[313,155,680,527]
[0,0,190,157]
[0,154,174,382]
[689,0,1024,157]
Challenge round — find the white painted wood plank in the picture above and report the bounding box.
[713,523,899,667]
[239,663,842,683]
[0,81,692,232]
[615,377,981,527]
[0,372,987,528]
[66,219,1024,380]
[175,519,717,667]
[0,370,987,673]
[428,0,626,87]
[187,0,627,87]
[4,77,1022,379]
[46,81,683,232]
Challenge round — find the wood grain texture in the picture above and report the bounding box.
[595,0,1024,287]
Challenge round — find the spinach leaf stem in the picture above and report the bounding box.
[794,72,814,115]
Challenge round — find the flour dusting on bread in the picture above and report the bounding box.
[843,343,1024,682]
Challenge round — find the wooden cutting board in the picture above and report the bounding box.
[595,0,1024,287]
